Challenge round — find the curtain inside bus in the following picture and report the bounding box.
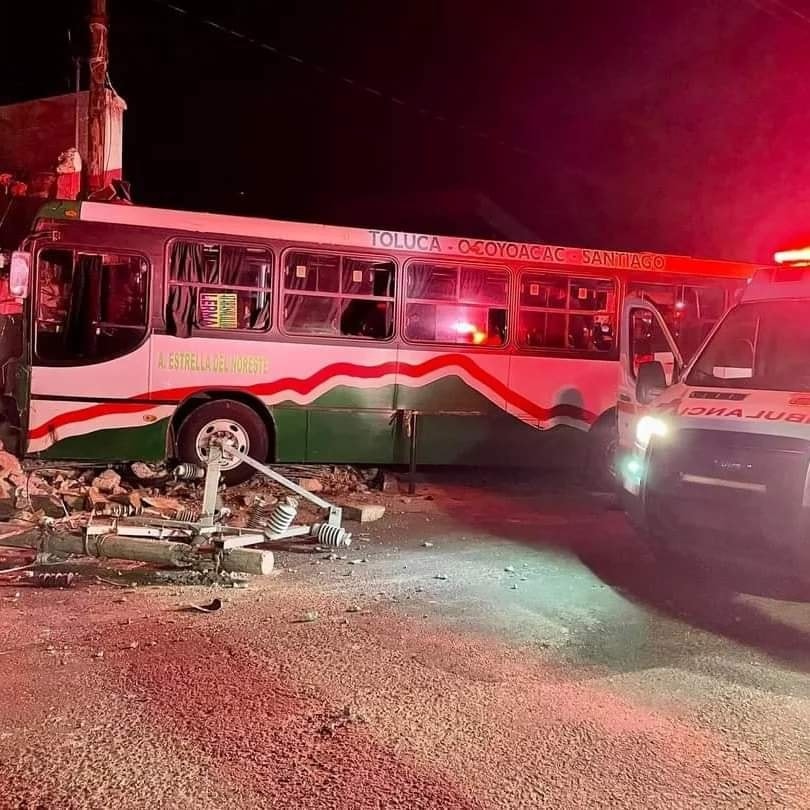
[64,254,100,356]
[168,243,271,335]
[167,242,206,337]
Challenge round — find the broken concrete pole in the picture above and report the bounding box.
[297,478,323,493]
[0,525,275,576]
[340,503,386,523]
[0,527,196,568]
[220,548,274,576]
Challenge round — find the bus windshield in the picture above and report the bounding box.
[687,300,810,390]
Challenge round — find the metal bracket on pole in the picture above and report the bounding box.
[214,441,343,528]
[199,444,223,527]
[78,440,351,555]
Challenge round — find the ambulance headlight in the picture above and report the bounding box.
[636,415,669,449]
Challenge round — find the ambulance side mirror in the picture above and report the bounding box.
[637,360,668,405]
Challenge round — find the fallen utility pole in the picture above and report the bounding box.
[0,526,274,576]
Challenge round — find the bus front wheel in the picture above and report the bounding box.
[176,399,269,486]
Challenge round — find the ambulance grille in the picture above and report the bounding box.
[646,429,810,546]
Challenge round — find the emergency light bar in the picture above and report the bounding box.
[774,247,810,265]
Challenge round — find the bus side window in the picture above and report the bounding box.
[282,252,395,340]
[403,262,508,346]
[518,273,616,353]
[168,242,273,336]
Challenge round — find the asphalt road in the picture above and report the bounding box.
[1,472,809,808]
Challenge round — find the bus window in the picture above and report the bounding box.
[283,252,395,340]
[404,262,508,346]
[167,242,272,335]
[518,273,616,353]
[35,248,149,366]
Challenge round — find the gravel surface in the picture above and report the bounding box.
[1,473,809,809]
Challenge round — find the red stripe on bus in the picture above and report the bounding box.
[28,354,597,440]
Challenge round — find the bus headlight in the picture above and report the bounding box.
[636,415,669,449]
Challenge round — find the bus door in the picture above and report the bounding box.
[0,250,30,456]
[618,297,682,453]
[28,246,151,456]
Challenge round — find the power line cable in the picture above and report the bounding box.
[740,0,786,21]
[741,0,810,25]
[761,0,810,24]
[146,0,542,161]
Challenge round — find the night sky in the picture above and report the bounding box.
[4,0,810,262]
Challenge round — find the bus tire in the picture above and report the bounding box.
[587,412,618,494]
[175,399,269,486]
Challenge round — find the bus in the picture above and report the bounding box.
[0,199,765,484]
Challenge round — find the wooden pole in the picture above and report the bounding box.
[87,0,108,194]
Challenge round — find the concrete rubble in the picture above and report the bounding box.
[0,459,396,581]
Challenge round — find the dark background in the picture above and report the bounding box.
[3,0,809,261]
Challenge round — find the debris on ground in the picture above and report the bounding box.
[26,571,75,588]
[341,503,386,523]
[295,611,320,623]
[129,461,167,481]
[0,442,24,481]
[0,454,395,580]
[154,570,249,587]
[379,472,399,493]
[297,478,323,493]
[91,469,123,495]
[183,598,223,613]
[319,705,364,737]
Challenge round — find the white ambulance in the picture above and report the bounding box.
[618,258,810,565]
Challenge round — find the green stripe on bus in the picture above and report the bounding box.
[35,377,586,469]
[38,419,169,462]
[36,200,82,221]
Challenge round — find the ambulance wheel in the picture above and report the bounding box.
[176,399,269,486]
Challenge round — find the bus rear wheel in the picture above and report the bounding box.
[176,399,269,486]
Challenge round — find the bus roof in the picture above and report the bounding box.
[36,199,762,280]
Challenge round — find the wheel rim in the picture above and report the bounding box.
[194,419,250,471]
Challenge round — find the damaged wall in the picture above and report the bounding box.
[0,90,125,198]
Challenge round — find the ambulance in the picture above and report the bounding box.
[619,254,810,566]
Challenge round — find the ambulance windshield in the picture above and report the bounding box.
[687,301,810,391]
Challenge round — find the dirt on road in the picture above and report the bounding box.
[1,473,809,809]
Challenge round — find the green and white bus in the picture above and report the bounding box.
[0,199,761,483]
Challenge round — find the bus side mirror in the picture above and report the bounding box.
[10,251,30,298]
[637,360,667,404]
